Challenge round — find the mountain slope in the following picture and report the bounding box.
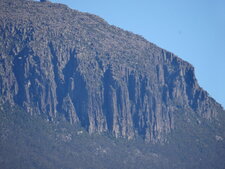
[0,0,225,168]
[0,0,223,142]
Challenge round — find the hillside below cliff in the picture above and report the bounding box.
[0,0,225,168]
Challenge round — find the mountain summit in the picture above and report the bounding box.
[0,0,225,168]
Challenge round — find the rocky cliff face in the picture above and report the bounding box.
[0,0,224,142]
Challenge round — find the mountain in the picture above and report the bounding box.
[0,0,225,168]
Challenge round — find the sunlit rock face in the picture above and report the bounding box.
[0,0,223,142]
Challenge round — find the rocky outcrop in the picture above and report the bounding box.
[0,0,224,142]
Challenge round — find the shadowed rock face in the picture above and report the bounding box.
[0,0,224,142]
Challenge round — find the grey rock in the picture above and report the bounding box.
[0,0,224,142]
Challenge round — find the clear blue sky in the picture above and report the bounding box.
[51,0,225,108]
